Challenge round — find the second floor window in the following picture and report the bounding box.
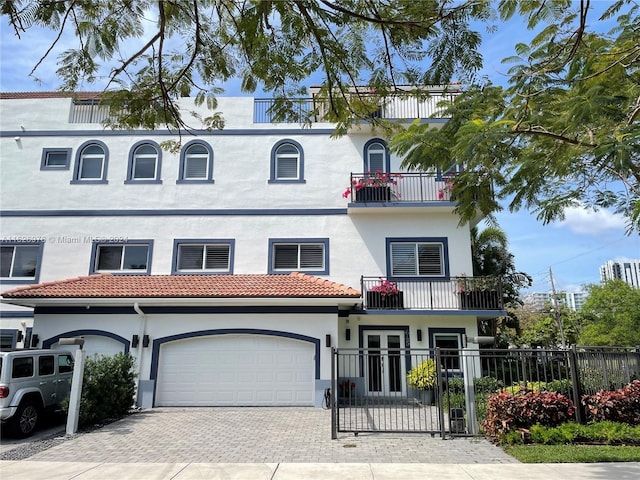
[0,242,43,283]
[174,240,234,274]
[269,239,328,274]
[388,239,447,278]
[91,241,152,274]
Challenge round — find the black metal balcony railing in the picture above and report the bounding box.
[254,92,458,124]
[346,172,455,204]
[362,276,504,311]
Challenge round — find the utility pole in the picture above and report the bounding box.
[549,268,567,349]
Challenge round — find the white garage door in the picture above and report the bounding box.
[155,335,315,406]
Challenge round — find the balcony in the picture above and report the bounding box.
[344,172,454,205]
[253,90,459,124]
[362,276,504,311]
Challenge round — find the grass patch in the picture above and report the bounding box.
[504,444,640,463]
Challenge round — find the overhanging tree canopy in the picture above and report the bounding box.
[391,0,640,233]
[2,0,486,131]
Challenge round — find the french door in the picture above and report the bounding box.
[364,331,406,395]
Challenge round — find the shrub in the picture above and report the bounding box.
[526,421,640,445]
[64,352,136,428]
[582,380,640,425]
[482,389,575,443]
[407,359,437,390]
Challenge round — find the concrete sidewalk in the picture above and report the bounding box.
[2,461,640,479]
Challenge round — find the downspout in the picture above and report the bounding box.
[133,302,147,406]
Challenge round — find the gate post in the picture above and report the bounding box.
[331,347,337,439]
[435,347,446,438]
[568,345,583,424]
[462,348,477,434]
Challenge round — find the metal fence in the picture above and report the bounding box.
[331,346,640,439]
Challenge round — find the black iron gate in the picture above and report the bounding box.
[331,346,640,439]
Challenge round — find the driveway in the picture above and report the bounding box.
[2,407,518,464]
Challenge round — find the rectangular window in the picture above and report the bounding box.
[58,354,74,374]
[40,148,72,170]
[434,334,461,371]
[269,239,328,274]
[177,244,231,272]
[91,241,152,274]
[12,357,34,378]
[0,243,42,282]
[389,241,445,277]
[39,356,55,376]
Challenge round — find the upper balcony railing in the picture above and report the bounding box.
[362,276,504,311]
[254,91,458,124]
[345,172,455,204]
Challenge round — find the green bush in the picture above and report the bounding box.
[64,352,136,428]
[407,359,437,390]
[524,421,640,445]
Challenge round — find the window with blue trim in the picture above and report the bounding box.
[269,140,304,183]
[173,239,234,274]
[41,148,72,170]
[387,238,448,279]
[269,238,328,274]
[71,140,108,183]
[90,240,153,274]
[178,141,213,183]
[363,139,389,173]
[126,141,161,183]
[0,241,43,284]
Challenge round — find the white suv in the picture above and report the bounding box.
[0,348,74,437]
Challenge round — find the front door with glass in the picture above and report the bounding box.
[364,331,406,396]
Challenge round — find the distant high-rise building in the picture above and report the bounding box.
[523,291,588,312]
[600,260,640,288]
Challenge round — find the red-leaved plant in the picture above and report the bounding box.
[482,388,575,443]
[582,380,640,425]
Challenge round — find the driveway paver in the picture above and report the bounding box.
[20,407,518,464]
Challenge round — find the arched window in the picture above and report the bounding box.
[269,140,305,183]
[71,140,109,183]
[363,139,389,173]
[177,141,214,183]
[126,141,161,183]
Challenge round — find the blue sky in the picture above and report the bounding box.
[1,4,638,293]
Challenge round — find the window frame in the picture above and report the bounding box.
[171,239,235,275]
[89,240,153,275]
[429,328,465,372]
[268,238,329,274]
[385,237,449,281]
[269,139,305,183]
[363,138,390,174]
[0,240,44,284]
[177,140,214,183]
[125,141,162,184]
[40,148,72,170]
[71,140,109,184]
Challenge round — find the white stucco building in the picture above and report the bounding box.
[600,259,640,289]
[0,90,504,408]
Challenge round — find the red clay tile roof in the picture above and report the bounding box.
[0,92,102,100]
[1,273,361,299]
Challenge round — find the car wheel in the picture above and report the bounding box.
[9,400,40,438]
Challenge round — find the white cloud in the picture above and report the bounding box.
[555,205,626,235]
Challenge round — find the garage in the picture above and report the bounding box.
[155,334,316,406]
